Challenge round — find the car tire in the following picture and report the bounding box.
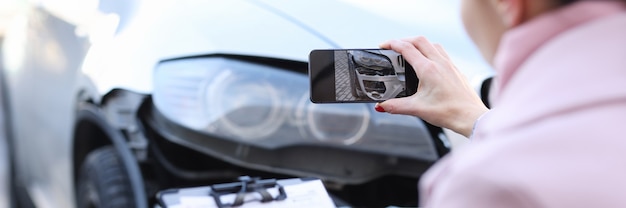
[76,146,135,208]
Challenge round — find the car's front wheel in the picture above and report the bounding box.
[76,146,135,208]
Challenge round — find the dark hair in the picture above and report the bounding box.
[558,0,578,5]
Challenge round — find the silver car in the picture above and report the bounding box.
[1,0,492,207]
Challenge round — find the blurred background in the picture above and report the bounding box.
[0,0,491,207]
[1,1,22,208]
[0,0,21,34]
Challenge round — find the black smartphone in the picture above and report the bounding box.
[309,49,418,103]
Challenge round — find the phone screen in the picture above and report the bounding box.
[309,49,418,103]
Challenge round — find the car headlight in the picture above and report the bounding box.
[153,57,437,161]
[349,50,393,71]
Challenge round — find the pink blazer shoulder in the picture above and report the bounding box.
[420,12,626,208]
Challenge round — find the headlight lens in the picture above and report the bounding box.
[205,69,285,140]
[153,57,437,160]
[349,50,393,70]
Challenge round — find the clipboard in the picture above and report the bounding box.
[156,176,336,208]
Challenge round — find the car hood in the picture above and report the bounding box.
[81,0,490,96]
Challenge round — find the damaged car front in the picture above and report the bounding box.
[348,50,408,101]
[2,0,491,207]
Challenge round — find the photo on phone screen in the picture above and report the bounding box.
[309,49,418,103]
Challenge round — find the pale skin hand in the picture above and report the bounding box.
[375,36,489,138]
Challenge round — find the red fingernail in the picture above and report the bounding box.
[375,105,386,112]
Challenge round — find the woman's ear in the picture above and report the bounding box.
[493,0,525,28]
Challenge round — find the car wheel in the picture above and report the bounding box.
[76,146,135,208]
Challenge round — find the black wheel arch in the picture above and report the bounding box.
[72,93,148,208]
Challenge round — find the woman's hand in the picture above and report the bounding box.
[376,36,488,137]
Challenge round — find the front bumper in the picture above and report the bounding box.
[141,101,434,185]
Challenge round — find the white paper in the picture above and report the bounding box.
[169,196,216,208]
[273,179,336,208]
[170,179,335,208]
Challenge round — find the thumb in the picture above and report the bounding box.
[376,96,419,116]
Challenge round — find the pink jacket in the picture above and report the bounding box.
[420,2,626,208]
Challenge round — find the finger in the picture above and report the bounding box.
[379,41,391,49]
[376,96,420,116]
[384,39,430,77]
[380,37,413,49]
[402,36,442,61]
[433,43,451,60]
